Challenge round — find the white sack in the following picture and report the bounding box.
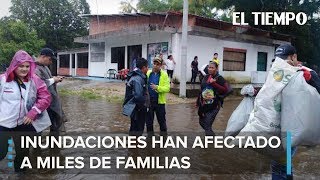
[225,97,254,136]
[281,72,320,148]
[240,84,255,96]
[238,57,299,136]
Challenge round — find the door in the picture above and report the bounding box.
[111,47,125,71]
[257,52,267,71]
[127,45,142,71]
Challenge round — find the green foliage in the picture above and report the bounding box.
[133,0,320,65]
[216,0,320,65]
[120,0,138,13]
[0,18,45,66]
[136,0,225,18]
[9,0,90,51]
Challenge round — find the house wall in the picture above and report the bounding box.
[88,31,172,77]
[57,52,89,77]
[88,32,278,83]
[184,35,276,83]
[58,68,69,76]
[89,15,185,35]
[76,68,88,76]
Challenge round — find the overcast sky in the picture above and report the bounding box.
[0,0,138,18]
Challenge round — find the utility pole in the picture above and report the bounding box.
[179,0,188,97]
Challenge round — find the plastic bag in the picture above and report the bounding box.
[32,110,52,133]
[26,80,51,133]
[240,84,255,96]
[238,58,299,135]
[281,72,320,148]
[225,96,254,136]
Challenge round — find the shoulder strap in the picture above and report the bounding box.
[14,77,26,99]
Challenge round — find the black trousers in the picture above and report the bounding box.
[129,107,147,136]
[0,124,36,171]
[199,108,220,136]
[48,109,64,133]
[146,100,167,134]
[167,70,174,79]
[191,70,198,83]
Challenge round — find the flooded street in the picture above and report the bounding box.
[49,94,320,179]
[1,80,319,179]
[61,94,240,133]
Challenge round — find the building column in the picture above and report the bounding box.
[75,53,78,76]
[124,46,128,69]
[142,44,147,61]
[171,33,181,81]
[88,43,91,76]
[69,53,72,76]
[57,54,60,75]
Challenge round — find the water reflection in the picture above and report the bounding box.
[0,95,319,179]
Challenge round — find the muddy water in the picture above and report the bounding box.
[54,95,320,178]
[1,94,319,179]
[62,95,240,133]
[42,96,320,179]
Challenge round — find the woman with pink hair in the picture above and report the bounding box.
[0,50,51,172]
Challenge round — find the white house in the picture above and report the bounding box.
[74,12,291,83]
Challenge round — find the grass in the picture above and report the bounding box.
[80,90,101,99]
[59,88,124,103]
[59,88,75,96]
[106,95,124,103]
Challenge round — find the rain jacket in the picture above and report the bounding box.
[0,50,51,132]
[146,69,170,104]
[123,69,149,116]
[35,62,65,131]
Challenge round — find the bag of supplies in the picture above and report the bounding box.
[238,58,299,136]
[281,72,320,148]
[225,96,254,136]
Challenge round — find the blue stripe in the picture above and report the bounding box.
[286,131,292,175]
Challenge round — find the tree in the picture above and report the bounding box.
[134,0,227,18]
[130,0,320,65]
[216,0,320,65]
[120,0,138,13]
[0,18,45,67]
[10,0,90,51]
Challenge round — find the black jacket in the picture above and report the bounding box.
[123,69,149,110]
[309,71,320,94]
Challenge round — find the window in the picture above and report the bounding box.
[78,53,88,68]
[223,48,246,71]
[111,47,125,63]
[59,54,70,68]
[257,52,268,71]
[90,42,105,62]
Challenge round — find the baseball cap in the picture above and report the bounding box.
[211,59,220,65]
[40,48,57,61]
[153,57,163,64]
[275,44,296,57]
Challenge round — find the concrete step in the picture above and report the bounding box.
[170,83,263,98]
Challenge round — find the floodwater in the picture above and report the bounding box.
[1,91,319,179]
[61,95,239,133]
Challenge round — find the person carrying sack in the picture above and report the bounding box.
[197,61,228,136]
